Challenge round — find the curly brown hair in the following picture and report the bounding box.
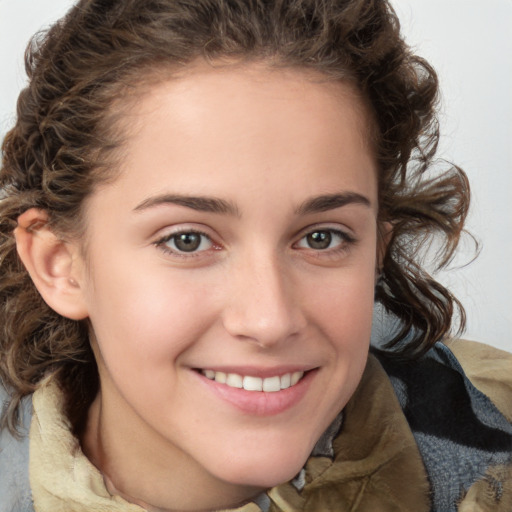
[0,0,469,433]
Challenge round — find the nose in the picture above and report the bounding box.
[221,253,306,348]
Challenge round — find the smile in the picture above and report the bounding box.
[200,369,305,392]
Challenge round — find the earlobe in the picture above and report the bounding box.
[14,208,89,320]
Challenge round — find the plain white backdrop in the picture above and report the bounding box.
[1,0,511,352]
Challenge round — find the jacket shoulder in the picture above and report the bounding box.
[374,341,512,511]
[445,339,512,423]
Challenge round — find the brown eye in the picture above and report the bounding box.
[174,233,202,252]
[306,231,332,250]
[296,228,353,252]
[160,231,213,253]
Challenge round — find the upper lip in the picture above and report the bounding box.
[192,365,317,378]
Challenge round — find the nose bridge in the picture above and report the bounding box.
[222,247,304,346]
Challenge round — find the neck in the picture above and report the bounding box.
[81,391,263,511]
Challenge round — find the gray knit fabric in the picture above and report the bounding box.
[0,385,34,512]
[377,343,512,512]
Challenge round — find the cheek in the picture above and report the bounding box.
[319,277,374,359]
[308,256,377,336]
[303,254,376,388]
[84,258,218,374]
[85,272,219,419]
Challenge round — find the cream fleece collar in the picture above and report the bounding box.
[29,376,144,512]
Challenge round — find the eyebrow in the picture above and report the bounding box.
[295,192,371,215]
[133,191,370,217]
[133,194,240,216]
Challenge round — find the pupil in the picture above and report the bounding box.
[307,231,331,250]
[175,233,201,252]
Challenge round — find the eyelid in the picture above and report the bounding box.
[292,225,357,256]
[294,223,356,243]
[153,225,222,257]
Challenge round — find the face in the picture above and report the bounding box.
[76,63,379,500]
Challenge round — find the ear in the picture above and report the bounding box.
[14,208,89,320]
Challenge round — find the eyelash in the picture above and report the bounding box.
[294,228,356,256]
[154,229,218,257]
[153,227,357,258]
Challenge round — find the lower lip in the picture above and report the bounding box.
[195,370,316,416]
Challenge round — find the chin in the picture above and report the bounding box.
[213,442,313,489]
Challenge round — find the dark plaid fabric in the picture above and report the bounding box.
[376,343,512,511]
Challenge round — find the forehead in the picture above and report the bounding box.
[94,62,377,214]
[125,61,374,151]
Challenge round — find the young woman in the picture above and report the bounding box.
[1,1,511,511]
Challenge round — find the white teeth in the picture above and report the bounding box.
[201,369,305,392]
[280,373,291,389]
[226,373,243,388]
[214,371,227,384]
[291,371,303,386]
[262,376,281,392]
[243,375,263,391]
[204,369,215,379]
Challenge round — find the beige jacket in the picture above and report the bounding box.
[29,340,512,511]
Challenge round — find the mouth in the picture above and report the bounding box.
[198,369,306,392]
[194,367,317,415]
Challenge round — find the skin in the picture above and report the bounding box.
[61,63,380,511]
